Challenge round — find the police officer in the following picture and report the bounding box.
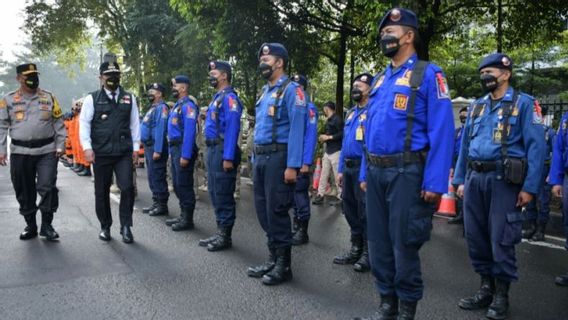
[290,74,317,246]
[453,53,545,319]
[523,106,554,241]
[198,60,243,252]
[164,75,199,231]
[0,63,66,241]
[246,43,307,286]
[80,61,141,243]
[140,83,170,217]
[334,73,373,272]
[448,106,468,225]
[354,8,455,320]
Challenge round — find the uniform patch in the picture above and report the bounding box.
[52,96,62,119]
[492,128,503,143]
[15,111,25,121]
[187,107,196,119]
[373,75,385,89]
[162,107,168,118]
[121,95,131,105]
[393,94,408,111]
[435,72,450,99]
[395,70,412,87]
[0,99,6,109]
[295,87,306,107]
[309,109,316,124]
[228,96,238,112]
[359,114,366,122]
[533,100,543,124]
[171,117,178,125]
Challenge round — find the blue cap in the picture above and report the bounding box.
[478,53,513,71]
[208,60,232,74]
[257,43,289,62]
[292,74,308,89]
[148,82,165,93]
[378,8,418,31]
[353,73,374,86]
[174,75,190,85]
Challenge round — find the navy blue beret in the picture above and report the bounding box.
[208,60,232,75]
[353,73,374,86]
[174,75,190,85]
[378,8,418,31]
[478,53,513,71]
[148,82,165,93]
[292,74,308,89]
[257,43,289,61]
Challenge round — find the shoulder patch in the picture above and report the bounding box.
[295,87,306,107]
[52,95,63,119]
[533,100,543,124]
[435,72,450,99]
[0,99,6,109]
[228,96,238,112]
[186,106,196,119]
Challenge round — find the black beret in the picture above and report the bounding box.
[148,82,165,93]
[478,53,513,71]
[257,43,289,61]
[378,8,419,31]
[208,60,232,75]
[174,75,190,85]
[353,73,374,86]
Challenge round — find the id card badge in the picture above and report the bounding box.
[268,105,275,117]
[356,126,364,141]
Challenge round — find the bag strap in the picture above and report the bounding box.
[272,79,292,144]
[213,90,228,139]
[404,60,428,154]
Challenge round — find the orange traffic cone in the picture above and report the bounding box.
[437,175,456,217]
[312,158,322,190]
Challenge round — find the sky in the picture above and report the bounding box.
[1,1,29,62]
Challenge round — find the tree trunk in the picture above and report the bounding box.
[497,0,503,52]
[336,28,347,117]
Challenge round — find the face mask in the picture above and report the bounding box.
[147,94,155,103]
[171,89,180,99]
[208,76,219,88]
[24,74,39,90]
[351,88,363,102]
[379,35,401,58]
[459,116,467,124]
[105,75,120,91]
[480,73,500,93]
[259,63,273,80]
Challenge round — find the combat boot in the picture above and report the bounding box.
[333,235,363,265]
[397,301,417,320]
[486,279,510,320]
[312,195,324,205]
[292,217,299,233]
[291,219,309,245]
[39,212,59,241]
[199,229,221,247]
[165,216,181,226]
[530,222,546,242]
[247,248,276,278]
[149,202,169,216]
[458,275,495,310]
[77,166,91,176]
[171,208,194,231]
[71,163,82,172]
[20,214,38,240]
[354,242,370,272]
[262,247,292,285]
[207,226,233,252]
[352,295,399,320]
[143,201,158,214]
[522,220,536,239]
[447,210,463,224]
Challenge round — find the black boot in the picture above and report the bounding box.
[171,208,194,231]
[207,226,233,252]
[262,247,293,285]
[120,225,134,243]
[354,242,370,272]
[397,301,417,320]
[530,222,546,242]
[291,219,309,245]
[77,166,92,176]
[143,201,158,214]
[312,195,324,205]
[247,248,276,278]
[20,214,38,240]
[292,217,299,233]
[165,217,180,226]
[486,280,510,320]
[522,220,536,239]
[333,235,363,265]
[39,212,59,241]
[555,272,568,286]
[199,229,221,247]
[447,210,463,224]
[352,295,399,320]
[458,275,495,310]
[71,163,82,172]
[149,202,169,216]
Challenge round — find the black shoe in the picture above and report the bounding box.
[171,208,194,231]
[448,211,464,224]
[291,219,309,246]
[149,203,169,216]
[486,280,510,320]
[39,224,59,241]
[120,226,134,244]
[71,164,82,172]
[458,276,494,310]
[20,226,38,240]
[99,228,111,241]
[165,217,180,226]
[352,295,399,320]
[312,195,324,205]
[530,222,546,242]
[207,226,233,252]
[334,236,364,265]
[143,202,158,214]
[555,272,568,286]
[522,221,536,239]
[354,244,370,272]
[262,247,292,285]
[199,233,220,247]
[247,249,276,278]
[398,301,417,320]
[77,167,92,176]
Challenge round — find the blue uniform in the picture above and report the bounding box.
[253,75,307,249]
[338,104,368,238]
[526,125,554,224]
[454,125,464,161]
[361,55,455,302]
[205,87,243,227]
[293,101,317,221]
[549,114,568,249]
[140,101,169,203]
[453,87,545,282]
[167,96,198,211]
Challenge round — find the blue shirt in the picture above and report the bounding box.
[204,87,243,161]
[338,103,368,173]
[454,125,464,160]
[302,101,318,166]
[549,115,568,185]
[454,87,545,194]
[544,125,555,162]
[254,75,307,168]
[359,55,455,194]
[140,101,168,154]
[167,95,198,160]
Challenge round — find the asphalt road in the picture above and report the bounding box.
[1,163,568,320]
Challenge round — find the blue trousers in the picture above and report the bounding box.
[253,150,294,249]
[464,170,523,282]
[525,164,551,224]
[366,163,434,302]
[293,173,311,221]
[144,144,169,203]
[342,164,366,238]
[207,144,240,227]
[169,145,196,211]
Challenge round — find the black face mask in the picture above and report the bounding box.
[480,74,499,93]
[171,89,180,99]
[259,63,274,80]
[105,75,120,91]
[147,94,155,103]
[459,116,467,124]
[351,88,363,102]
[208,76,219,88]
[379,35,401,58]
[24,74,39,90]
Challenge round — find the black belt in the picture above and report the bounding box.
[169,140,181,146]
[11,137,54,148]
[468,160,500,172]
[254,143,287,155]
[345,158,361,168]
[367,151,426,168]
[206,138,223,147]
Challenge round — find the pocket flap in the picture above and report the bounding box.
[506,211,523,223]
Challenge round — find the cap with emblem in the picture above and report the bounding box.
[173,75,190,85]
[292,74,308,89]
[16,63,40,75]
[353,73,374,86]
[378,8,418,31]
[257,43,289,62]
[208,60,232,75]
[478,53,513,71]
[99,61,121,75]
[148,82,165,93]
